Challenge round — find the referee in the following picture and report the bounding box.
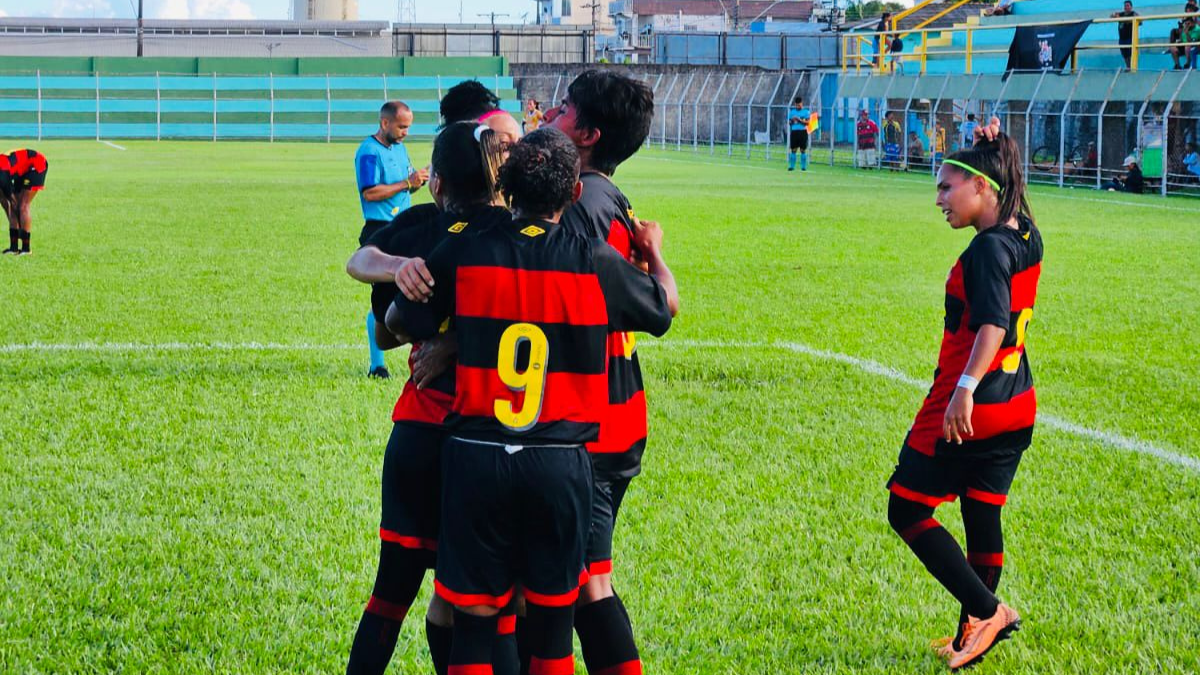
[354,101,427,379]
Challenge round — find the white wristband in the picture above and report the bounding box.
[957,374,979,393]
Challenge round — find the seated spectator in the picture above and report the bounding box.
[987,0,1015,17]
[1186,17,1200,68]
[1105,155,1145,193]
[1170,18,1190,69]
[1083,142,1099,169]
[1184,143,1200,179]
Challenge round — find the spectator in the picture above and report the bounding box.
[987,0,1015,17]
[1187,0,1199,13]
[890,34,905,74]
[907,131,925,167]
[1169,17,1190,69]
[1112,1,1139,69]
[1186,16,1200,68]
[874,12,892,67]
[1083,142,1099,169]
[856,109,879,168]
[883,111,903,170]
[960,113,979,149]
[1184,143,1200,179]
[1105,155,1145,193]
[932,121,947,163]
[523,98,543,133]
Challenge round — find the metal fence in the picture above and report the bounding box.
[619,68,1198,199]
[654,32,840,69]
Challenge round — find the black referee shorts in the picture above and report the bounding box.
[585,476,632,576]
[789,129,809,152]
[434,437,593,609]
[379,422,447,568]
[359,219,391,246]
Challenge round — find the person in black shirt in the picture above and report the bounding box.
[342,121,513,675]
[1112,1,1139,68]
[1104,155,1145,193]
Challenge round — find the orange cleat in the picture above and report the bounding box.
[948,603,1020,671]
[931,635,955,661]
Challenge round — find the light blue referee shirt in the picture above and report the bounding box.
[355,135,413,222]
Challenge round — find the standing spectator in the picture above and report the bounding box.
[523,98,543,133]
[883,111,903,170]
[933,121,948,164]
[1183,143,1200,180]
[890,33,906,74]
[1105,155,1145,193]
[907,131,926,168]
[856,109,879,168]
[875,12,892,68]
[1112,1,1139,69]
[986,0,1015,17]
[960,113,979,149]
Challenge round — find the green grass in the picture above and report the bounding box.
[1,139,1198,674]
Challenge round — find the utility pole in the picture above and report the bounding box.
[477,11,511,28]
[136,0,144,57]
[582,1,601,60]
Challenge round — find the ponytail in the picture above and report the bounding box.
[431,121,506,210]
[944,132,1033,225]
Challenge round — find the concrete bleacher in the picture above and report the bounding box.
[898,0,1196,74]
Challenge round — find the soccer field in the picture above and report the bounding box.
[1,139,1198,674]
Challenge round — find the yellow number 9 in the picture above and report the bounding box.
[1001,307,1033,374]
[494,323,550,431]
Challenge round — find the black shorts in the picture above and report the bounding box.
[379,422,446,568]
[434,437,593,609]
[789,129,809,151]
[585,476,632,576]
[359,219,391,246]
[887,443,1025,508]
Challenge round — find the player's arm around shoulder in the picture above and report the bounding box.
[385,237,460,341]
[591,221,679,338]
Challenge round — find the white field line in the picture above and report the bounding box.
[98,140,127,151]
[1,338,1195,473]
[640,154,1200,214]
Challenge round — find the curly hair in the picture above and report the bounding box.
[439,80,500,127]
[498,128,580,218]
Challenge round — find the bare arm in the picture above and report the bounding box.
[362,168,429,202]
[943,324,1007,444]
[346,245,409,283]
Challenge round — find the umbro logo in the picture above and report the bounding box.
[448,222,468,233]
[520,225,546,237]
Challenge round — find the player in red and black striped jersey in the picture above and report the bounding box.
[886,122,1041,671]
[544,69,661,675]
[1,149,49,256]
[387,128,677,675]
[342,122,513,675]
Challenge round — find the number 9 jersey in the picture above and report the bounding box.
[389,216,674,446]
[906,215,1044,458]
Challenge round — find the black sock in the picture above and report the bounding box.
[955,494,1007,646]
[516,614,534,675]
[7,228,16,250]
[493,604,519,675]
[888,494,998,619]
[449,609,497,675]
[345,541,429,675]
[523,603,575,675]
[576,595,641,675]
[426,618,453,675]
[19,230,29,252]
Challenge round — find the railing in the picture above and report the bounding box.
[843,10,1200,75]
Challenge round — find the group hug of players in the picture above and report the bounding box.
[341,70,1043,674]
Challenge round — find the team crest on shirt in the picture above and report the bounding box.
[520,225,546,237]
[447,222,468,233]
[627,208,636,221]
[390,206,400,216]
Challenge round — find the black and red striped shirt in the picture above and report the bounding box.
[561,172,649,478]
[907,215,1043,456]
[364,203,510,427]
[391,217,672,446]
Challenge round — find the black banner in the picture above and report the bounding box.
[1006,20,1092,72]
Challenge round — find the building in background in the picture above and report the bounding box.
[609,0,814,62]
[292,0,359,21]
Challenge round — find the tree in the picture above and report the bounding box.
[845,0,907,21]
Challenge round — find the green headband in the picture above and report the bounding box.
[942,159,1002,193]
